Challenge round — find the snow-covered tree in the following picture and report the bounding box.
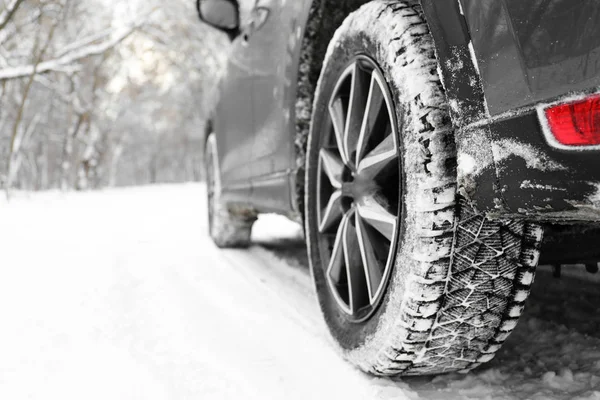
[0,0,227,191]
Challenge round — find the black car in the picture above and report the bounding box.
[198,0,600,376]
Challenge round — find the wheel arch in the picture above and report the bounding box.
[203,118,213,145]
[202,119,214,180]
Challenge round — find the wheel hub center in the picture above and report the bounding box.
[341,174,379,200]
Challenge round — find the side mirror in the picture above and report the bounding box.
[196,0,240,39]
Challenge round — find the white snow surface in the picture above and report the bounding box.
[2,184,600,400]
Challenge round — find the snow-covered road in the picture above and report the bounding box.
[2,184,600,400]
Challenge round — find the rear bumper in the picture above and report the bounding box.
[457,107,600,223]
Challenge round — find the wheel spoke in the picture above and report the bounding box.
[319,190,343,233]
[329,97,348,164]
[327,212,351,284]
[356,195,397,241]
[344,64,369,168]
[319,149,344,189]
[356,74,385,165]
[357,132,398,180]
[355,213,383,302]
[342,210,368,314]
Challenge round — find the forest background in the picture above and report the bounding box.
[0,0,225,191]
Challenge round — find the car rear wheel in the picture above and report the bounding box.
[305,0,543,376]
[205,133,256,248]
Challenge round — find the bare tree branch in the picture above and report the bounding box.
[33,74,86,114]
[6,17,58,191]
[0,20,144,80]
[0,0,26,32]
[55,26,115,58]
[0,6,41,46]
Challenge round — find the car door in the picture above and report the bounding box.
[244,0,309,211]
[212,18,256,197]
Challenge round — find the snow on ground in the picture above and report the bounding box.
[1,184,600,399]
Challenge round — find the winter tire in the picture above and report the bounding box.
[205,133,256,248]
[305,0,543,376]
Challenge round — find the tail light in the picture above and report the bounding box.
[543,94,600,147]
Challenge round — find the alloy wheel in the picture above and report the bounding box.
[316,55,401,322]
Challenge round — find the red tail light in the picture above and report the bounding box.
[544,94,600,147]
